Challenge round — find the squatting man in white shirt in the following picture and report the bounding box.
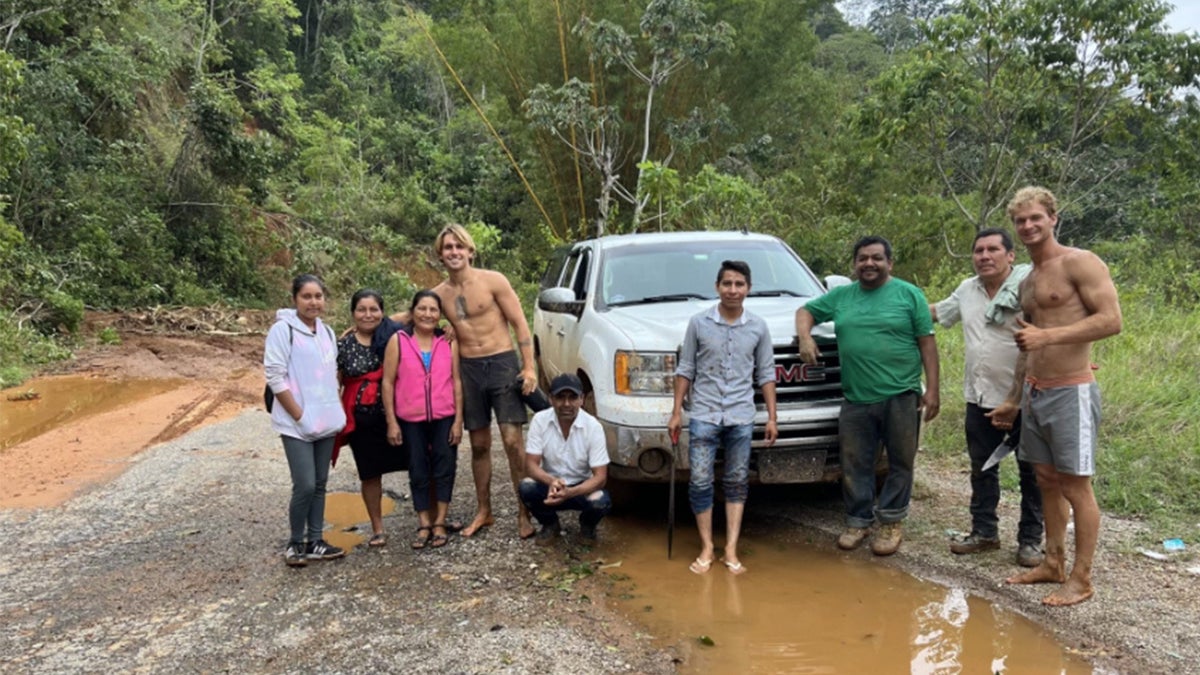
[519,373,612,544]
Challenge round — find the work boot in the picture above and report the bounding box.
[871,522,903,556]
[950,532,1001,555]
[836,527,869,551]
[1017,543,1045,568]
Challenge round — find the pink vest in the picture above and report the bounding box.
[394,332,455,422]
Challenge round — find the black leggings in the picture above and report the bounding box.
[400,416,457,512]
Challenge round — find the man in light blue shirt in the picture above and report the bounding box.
[668,260,778,576]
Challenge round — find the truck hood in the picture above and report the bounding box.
[602,296,835,349]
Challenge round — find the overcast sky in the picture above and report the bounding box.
[837,2,1200,34]
[1167,4,1200,34]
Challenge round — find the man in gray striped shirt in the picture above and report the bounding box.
[668,260,778,576]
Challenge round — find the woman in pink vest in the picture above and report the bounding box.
[382,290,463,549]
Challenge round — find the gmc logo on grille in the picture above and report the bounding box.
[776,362,826,383]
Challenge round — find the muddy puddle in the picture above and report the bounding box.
[0,375,183,450]
[602,516,1091,673]
[323,492,398,551]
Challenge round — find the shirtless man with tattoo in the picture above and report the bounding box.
[987,187,1122,606]
[432,224,537,539]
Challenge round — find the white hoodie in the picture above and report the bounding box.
[263,309,346,441]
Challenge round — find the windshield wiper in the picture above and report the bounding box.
[609,292,709,306]
[747,289,806,298]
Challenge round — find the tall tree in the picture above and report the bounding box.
[523,0,733,235]
[854,0,1200,237]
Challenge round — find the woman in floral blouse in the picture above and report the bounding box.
[335,289,407,547]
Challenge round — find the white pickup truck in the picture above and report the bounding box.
[533,231,847,484]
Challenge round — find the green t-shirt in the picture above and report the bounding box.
[804,278,933,404]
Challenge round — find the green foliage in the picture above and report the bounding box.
[0,316,72,388]
[2,0,1200,524]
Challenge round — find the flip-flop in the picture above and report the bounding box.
[689,557,714,575]
[722,559,747,575]
[368,533,387,548]
[444,519,465,533]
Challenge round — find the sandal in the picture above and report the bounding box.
[430,523,449,549]
[368,533,387,548]
[411,526,432,550]
[689,557,714,575]
[722,559,747,575]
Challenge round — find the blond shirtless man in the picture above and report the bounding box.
[431,224,537,539]
[987,187,1122,606]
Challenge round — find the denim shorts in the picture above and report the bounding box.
[687,419,753,513]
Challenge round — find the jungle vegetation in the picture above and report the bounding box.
[2,0,1197,525]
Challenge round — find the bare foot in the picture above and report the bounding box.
[518,516,536,540]
[1005,562,1066,585]
[461,512,494,537]
[1043,578,1094,606]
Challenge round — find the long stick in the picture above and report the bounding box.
[668,432,678,559]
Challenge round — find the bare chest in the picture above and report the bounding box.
[1022,263,1083,322]
[440,284,500,326]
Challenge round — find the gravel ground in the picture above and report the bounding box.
[3,406,1197,673]
[0,411,673,674]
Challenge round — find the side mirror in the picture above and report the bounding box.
[824,274,852,289]
[538,287,583,316]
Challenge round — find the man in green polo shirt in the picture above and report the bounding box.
[795,235,940,556]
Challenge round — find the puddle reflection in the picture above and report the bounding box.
[0,376,183,450]
[604,515,1091,674]
[323,492,397,551]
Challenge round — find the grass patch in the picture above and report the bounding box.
[0,317,71,388]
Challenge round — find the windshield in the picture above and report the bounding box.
[600,238,824,307]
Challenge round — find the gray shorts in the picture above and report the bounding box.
[459,350,527,431]
[1019,381,1101,476]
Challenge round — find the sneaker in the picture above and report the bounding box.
[871,522,903,556]
[950,532,1001,555]
[284,542,308,567]
[1017,543,1045,568]
[836,527,870,551]
[306,539,346,560]
[535,523,561,547]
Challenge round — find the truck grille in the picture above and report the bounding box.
[755,338,842,406]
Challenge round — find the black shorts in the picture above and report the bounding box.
[460,350,527,431]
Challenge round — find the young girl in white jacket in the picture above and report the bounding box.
[264,274,347,567]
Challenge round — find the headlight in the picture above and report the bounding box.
[614,350,676,395]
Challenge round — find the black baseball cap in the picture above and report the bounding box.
[549,373,584,396]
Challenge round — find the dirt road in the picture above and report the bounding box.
[2,327,1198,673]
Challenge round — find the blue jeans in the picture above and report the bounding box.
[687,419,753,514]
[966,404,1043,544]
[281,434,335,544]
[839,391,920,528]
[518,479,612,529]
